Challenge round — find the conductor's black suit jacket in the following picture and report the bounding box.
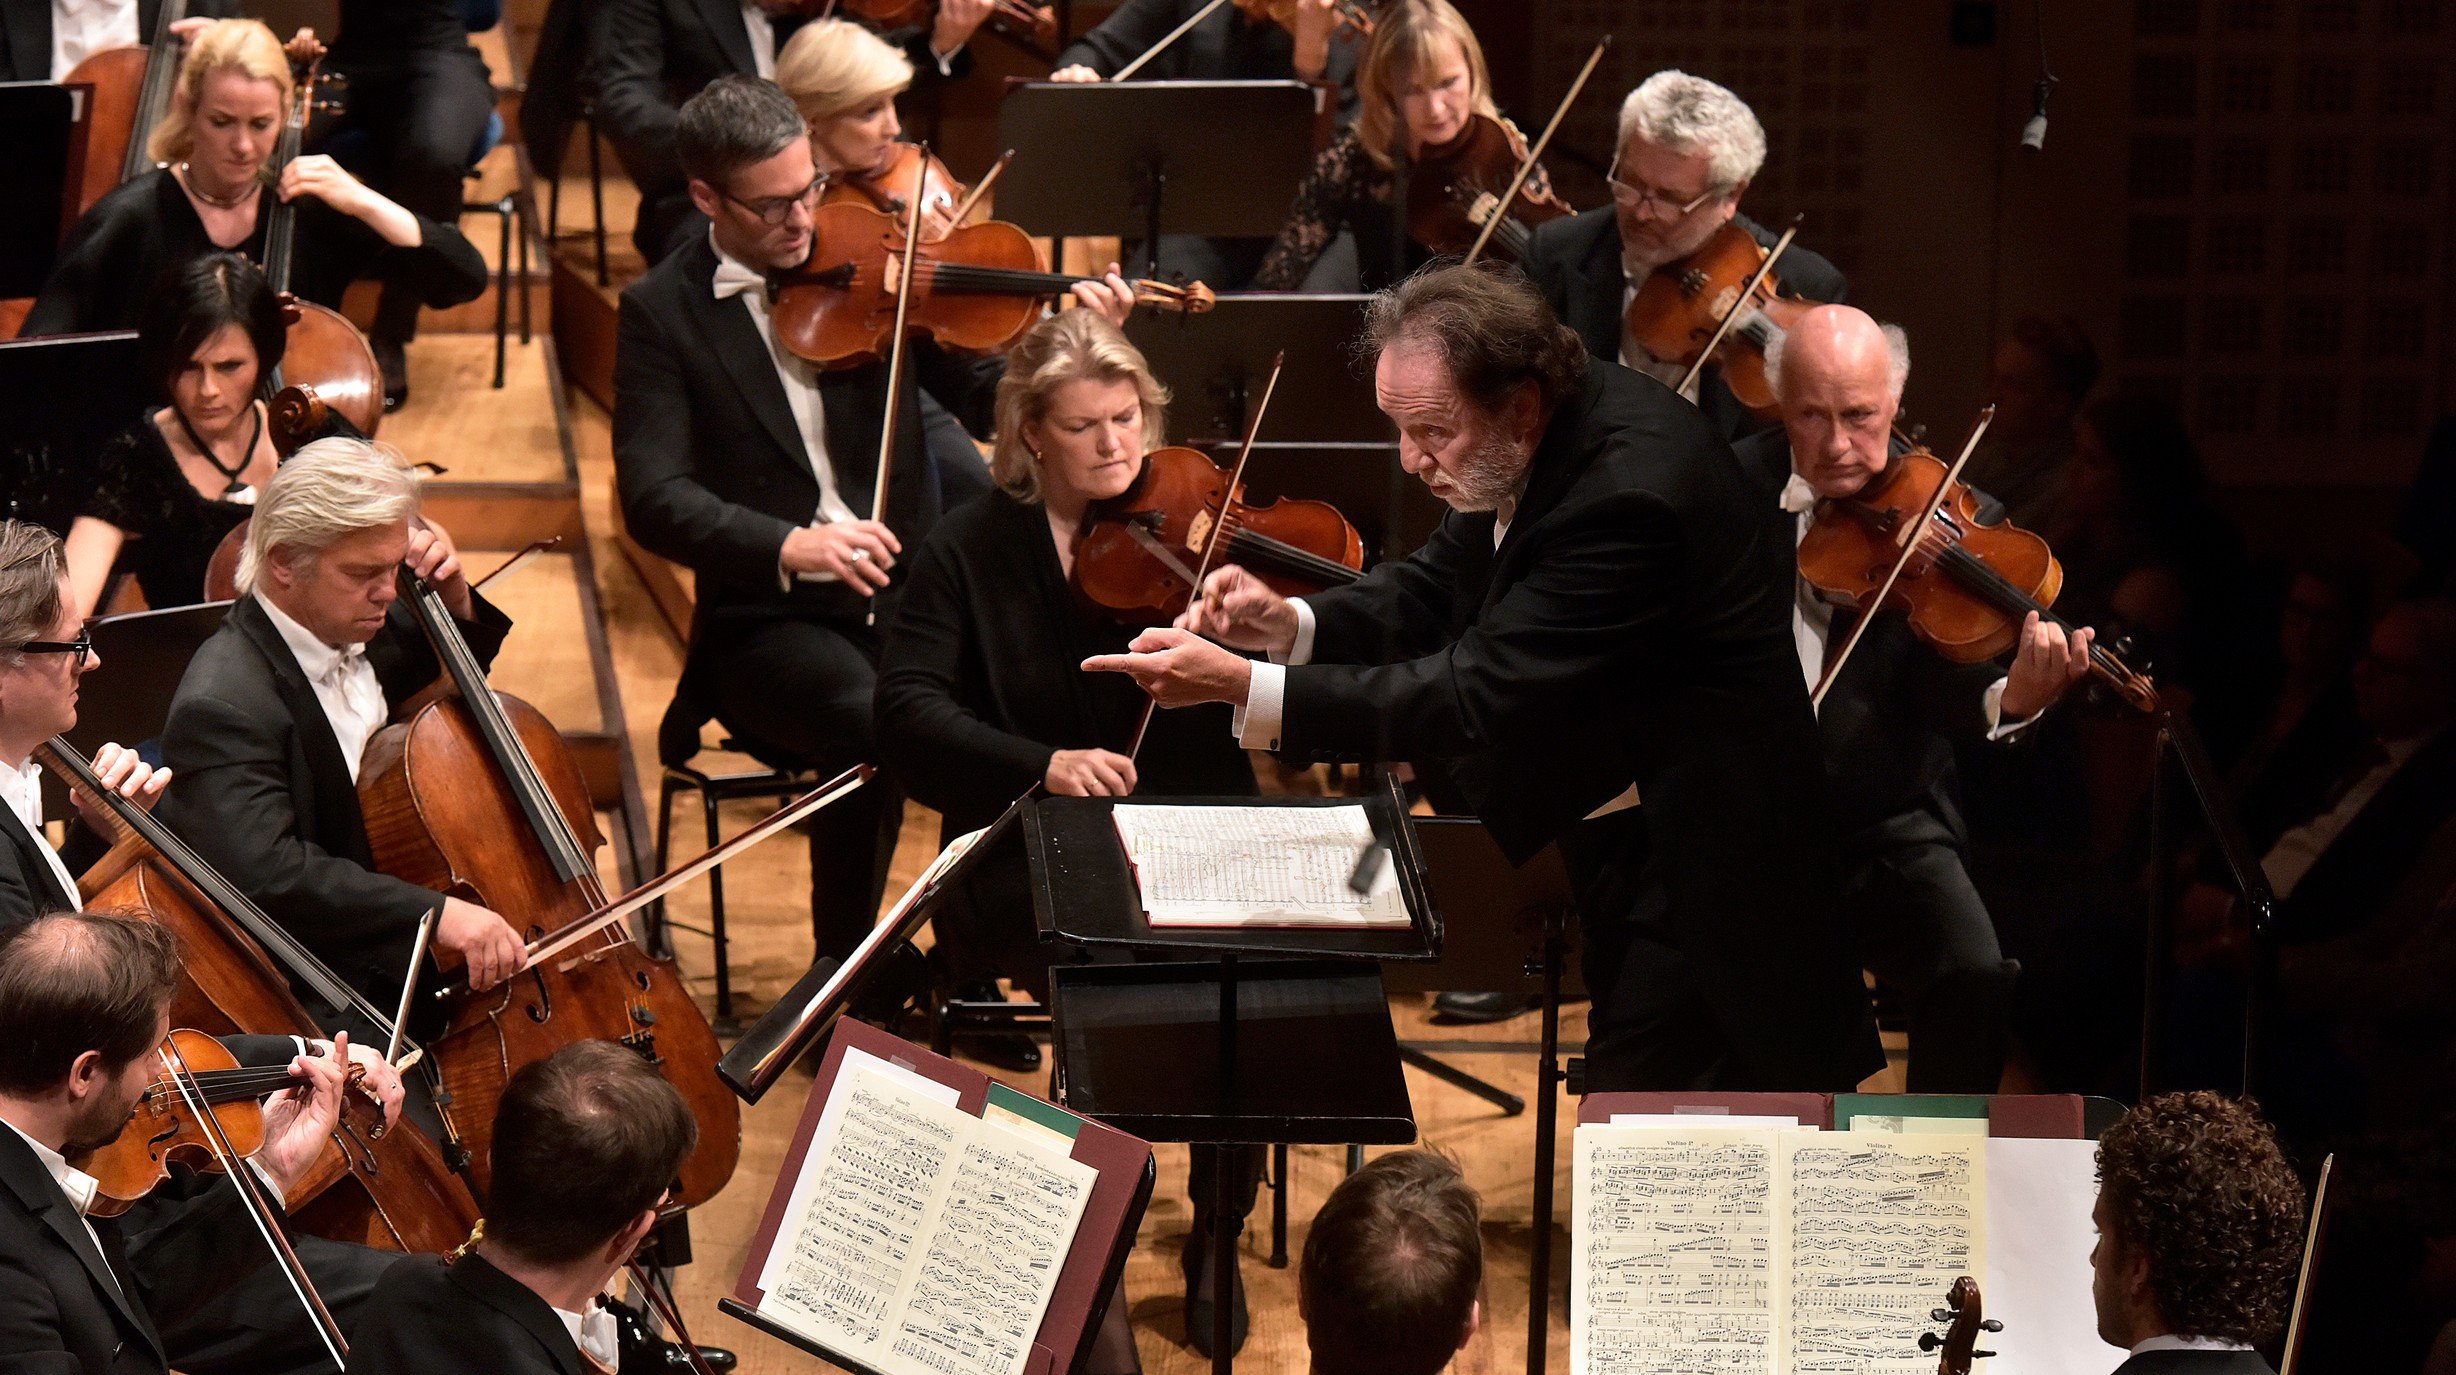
[1279,362,1879,1089]
[158,593,511,1019]
[0,1036,305,1375]
[1520,206,1848,444]
[613,232,1000,628]
[341,1252,586,1375]
[0,0,242,81]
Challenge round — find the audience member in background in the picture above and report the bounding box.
[1299,1150,1482,1375]
[23,19,488,342]
[1964,314,2101,533]
[63,254,281,619]
[311,0,501,411]
[2227,555,2375,846]
[2091,1092,2305,1374]
[588,0,994,265]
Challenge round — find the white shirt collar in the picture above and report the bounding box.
[257,593,360,687]
[554,1301,622,1373]
[711,232,767,302]
[0,1114,102,1216]
[2131,1334,2256,1354]
[1779,471,1819,516]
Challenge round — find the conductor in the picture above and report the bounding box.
[1088,263,1878,1091]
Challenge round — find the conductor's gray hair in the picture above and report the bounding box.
[238,438,421,594]
[1764,321,1912,402]
[1616,70,1768,191]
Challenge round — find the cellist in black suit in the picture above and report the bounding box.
[1729,306,2095,1094]
[1093,263,1880,1093]
[613,76,1133,962]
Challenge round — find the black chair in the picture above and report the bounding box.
[459,107,534,389]
[544,100,613,288]
[645,662,818,1035]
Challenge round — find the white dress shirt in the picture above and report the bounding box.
[710,233,861,587]
[0,757,83,909]
[50,0,141,81]
[258,595,388,781]
[2259,729,2435,899]
[1778,472,2033,739]
[554,1302,623,1373]
[739,3,777,78]
[2131,1334,2255,1354]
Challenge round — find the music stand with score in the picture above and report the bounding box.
[0,331,146,532]
[0,82,86,299]
[997,79,1322,276]
[1128,293,1389,444]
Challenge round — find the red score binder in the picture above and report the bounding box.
[721,1017,1156,1375]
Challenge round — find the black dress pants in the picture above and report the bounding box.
[701,611,903,960]
[324,43,498,342]
[1841,823,2015,1094]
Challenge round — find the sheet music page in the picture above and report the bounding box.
[1110,803,1408,928]
[885,1118,1097,1375]
[1572,1125,1784,1375]
[1779,1132,1986,1373]
[756,1063,976,1365]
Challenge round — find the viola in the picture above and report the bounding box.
[259,38,386,440]
[45,737,483,1255]
[1797,445,2160,712]
[828,0,1059,49]
[822,142,967,227]
[358,568,743,1207]
[1074,445,1363,625]
[1233,0,1376,40]
[1625,220,1812,419]
[1404,112,1572,261]
[769,199,1215,369]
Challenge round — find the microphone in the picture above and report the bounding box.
[2020,73,2056,151]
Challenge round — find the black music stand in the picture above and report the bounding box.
[37,600,235,820]
[996,80,1323,276]
[0,331,146,531]
[1026,777,1432,1374]
[0,82,85,298]
[1381,819,1581,1375]
[1127,294,1387,443]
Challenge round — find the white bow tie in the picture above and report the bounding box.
[712,257,767,302]
[1779,474,1819,515]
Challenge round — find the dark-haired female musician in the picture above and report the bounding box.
[62,254,282,620]
[873,307,1263,1357]
[1252,0,1557,292]
[22,18,486,340]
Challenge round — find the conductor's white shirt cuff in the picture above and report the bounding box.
[1229,600,1316,750]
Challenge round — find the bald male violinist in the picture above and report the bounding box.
[1740,304,2097,1093]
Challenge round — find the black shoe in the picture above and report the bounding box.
[1431,990,1540,1024]
[1181,1228,1248,1358]
[374,335,409,412]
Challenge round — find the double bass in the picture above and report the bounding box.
[44,738,481,1256]
[61,0,195,213]
[358,566,743,1205]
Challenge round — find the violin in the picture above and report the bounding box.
[60,0,192,212]
[46,737,484,1255]
[1404,112,1573,261]
[1625,219,1812,419]
[828,0,1059,49]
[359,566,743,1207]
[769,199,1215,369]
[1918,1276,2003,1373]
[1798,444,2160,713]
[1233,0,1376,40]
[259,37,386,439]
[1074,446,1362,625]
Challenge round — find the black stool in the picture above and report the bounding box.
[646,678,817,1036]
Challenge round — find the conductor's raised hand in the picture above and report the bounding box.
[1175,566,1298,655]
[1083,627,1251,708]
[782,521,900,594]
[405,519,472,619]
[1044,748,1138,797]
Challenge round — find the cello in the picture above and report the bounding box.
[356,566,744,1205]
[44,737,483,1256]
[259,39,387,437]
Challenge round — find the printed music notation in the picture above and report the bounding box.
[1571,1126,1988,1375]
[1110,803,1410,928]
[759,1064,1097,1375]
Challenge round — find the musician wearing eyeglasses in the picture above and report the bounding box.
[1519,70,1846,442]
[614,77,1131,966]
[0,911,370,1375]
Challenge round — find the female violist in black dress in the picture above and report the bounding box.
[62,253,282,619]
[873,307,1264,1359]
[22,18,486,350]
